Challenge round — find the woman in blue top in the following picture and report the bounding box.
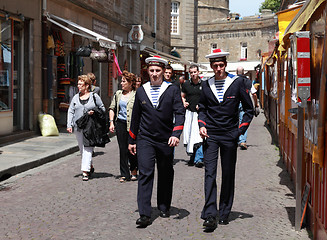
[109,71,137,182]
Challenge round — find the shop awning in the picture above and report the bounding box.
[276,6,301,44]
[141,46,189,65]
[172,62,208,72]
[199,61,260,73]
[171,63,185,71]
[46,13,116,49]
[279,0,325,50]
[226,61,261,72]
[198,61,260,80]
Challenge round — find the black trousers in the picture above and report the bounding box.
[115,119,138,180]
[136,136,174,217]
[201,131,238,221]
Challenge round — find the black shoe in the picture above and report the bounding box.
[195,162,204,168]
[218,219,229,225]
[159,210,170,218]
[203,216,217,229]
[239,143,248,150]
[187,160,195,166]
[136,215,151,227]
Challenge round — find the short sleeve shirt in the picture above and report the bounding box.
[181,79,202,112]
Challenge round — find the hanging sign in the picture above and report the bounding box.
[128,25,144,43]
[295,31,311,103]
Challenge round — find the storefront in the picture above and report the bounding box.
[44,13,116,125]
[262,0,327,237]
[0,8,35,136]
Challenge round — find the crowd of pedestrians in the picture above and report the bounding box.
[66,50,257,231]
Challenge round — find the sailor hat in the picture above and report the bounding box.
[205,49,230,62]
[145,55,168,67]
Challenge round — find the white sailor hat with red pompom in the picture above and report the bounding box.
[205,49,230,62]
[145,55,168,67]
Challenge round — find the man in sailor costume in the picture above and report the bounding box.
[128,56,185,227]
[198,49,254,230]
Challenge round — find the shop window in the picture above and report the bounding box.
[0,18,12,111]
[171,2,180,35]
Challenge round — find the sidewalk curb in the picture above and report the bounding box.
[0,145,79,181]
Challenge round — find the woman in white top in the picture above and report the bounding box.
[67,75,105,181]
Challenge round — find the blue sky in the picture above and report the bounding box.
[229,0,264,17]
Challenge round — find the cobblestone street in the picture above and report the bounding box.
[0,113,311,239]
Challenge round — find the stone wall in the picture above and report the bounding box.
[198,15,278,63]
[198,0,229,23]
[171,0,197,62]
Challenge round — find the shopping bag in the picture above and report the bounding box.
[38,113,59,136]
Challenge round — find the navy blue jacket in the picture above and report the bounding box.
[129,81,185,144]
[198,73,254,136]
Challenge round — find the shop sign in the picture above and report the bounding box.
[295,31,311,103]
[128,25,144,43]
[93,18,109,37]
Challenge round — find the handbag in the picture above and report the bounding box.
[90,49,108,62]
[106,50,114,63]
[76,39,92,57]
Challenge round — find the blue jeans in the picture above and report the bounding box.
[239,104,248,144]
[194,145,203,164]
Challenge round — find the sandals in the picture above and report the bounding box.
[131,175,138,181]
[82,165,94,181]
[119,177,127,183]
[82,172,89,181]
[131,169,138,181]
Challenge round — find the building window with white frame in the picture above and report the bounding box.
[171,2,180,34]
[211,43,218,53]
[241,42,247,60]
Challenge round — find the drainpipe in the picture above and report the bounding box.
[153,0,157,49]
[41,0,48,112]
[194,0,198,62]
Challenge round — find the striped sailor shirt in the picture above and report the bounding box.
[215,79,226,102]
[150,85,161,107]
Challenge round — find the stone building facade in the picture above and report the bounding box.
[170,0,230,63]
[198,0,229,23]
[170,0,198,62]
[198,13,278,63]
[170,0,278,76]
